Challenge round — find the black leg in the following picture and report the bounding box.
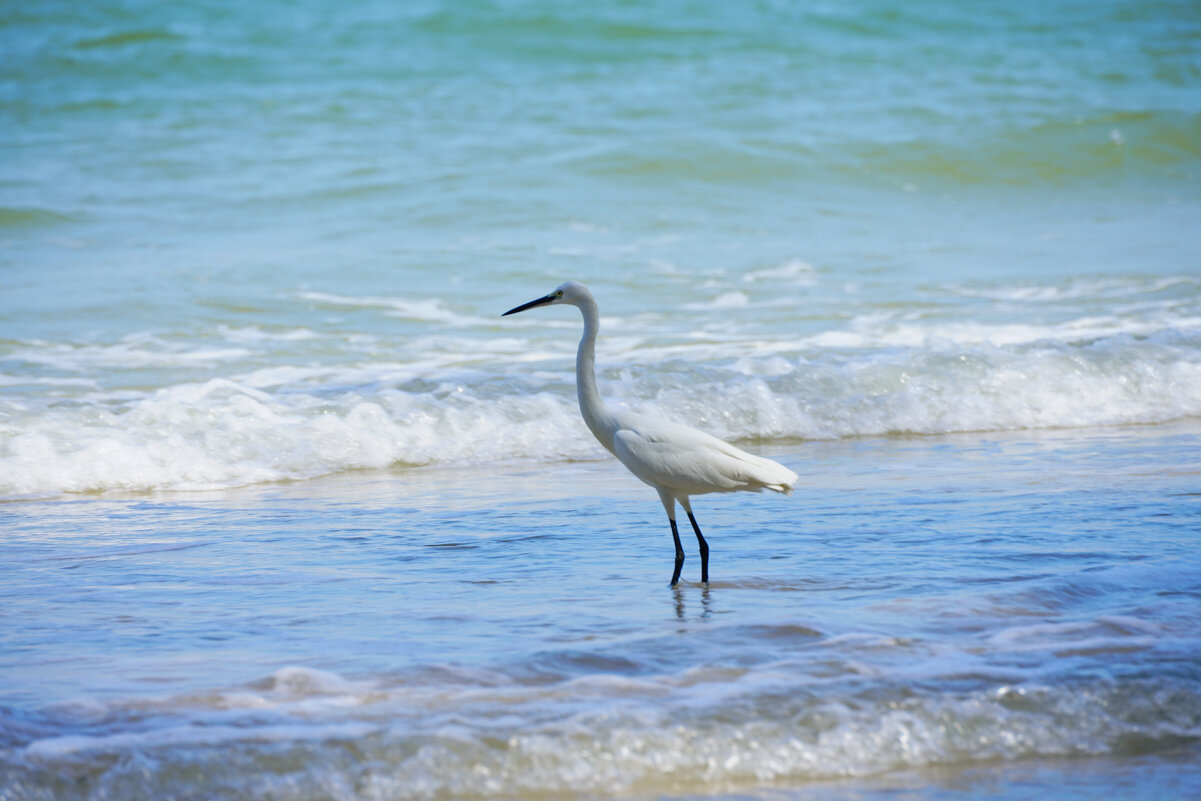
[670,518,685,585]
[686,511,709,584]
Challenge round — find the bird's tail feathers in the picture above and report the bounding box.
[739,459,797,495]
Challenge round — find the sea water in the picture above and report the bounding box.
[2,0,1200,798]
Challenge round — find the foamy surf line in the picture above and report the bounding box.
[2,328,1200,497]
[6,659,1200,800]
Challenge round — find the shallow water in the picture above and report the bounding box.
[3,425,1199,799]
[3,0,1201,797]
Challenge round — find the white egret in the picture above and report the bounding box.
[503,281,798,585]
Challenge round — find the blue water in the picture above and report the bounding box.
[2,0,1201,798]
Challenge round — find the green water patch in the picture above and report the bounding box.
[72,29,181,50]
[0,207,76,228]
[852,110,1201,186]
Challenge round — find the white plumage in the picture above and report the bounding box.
[503,281,798,585]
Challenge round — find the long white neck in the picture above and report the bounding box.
[574,293,617,454]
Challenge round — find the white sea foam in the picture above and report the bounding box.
[11,657,1200,798]
[684,290,750,310]
[800,310,1201,349]
[742,258,818,284]
[8,338,253,371]
[0,374,97,389]
[298,291,494,327]
[949,276,1199,303]
[0,375,595,496]
[2,328,1199,497]
[216,325,322,343]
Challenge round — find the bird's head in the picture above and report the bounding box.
[502,281,591,316]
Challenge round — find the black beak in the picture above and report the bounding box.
[502,293,556,316]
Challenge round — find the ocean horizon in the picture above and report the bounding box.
[3,1,1200,798]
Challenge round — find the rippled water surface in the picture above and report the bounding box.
[3,427,1200,799]
[3,0,1200,798]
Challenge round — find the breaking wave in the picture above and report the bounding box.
[2,323,1199,498]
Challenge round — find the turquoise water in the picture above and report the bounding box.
[2,0,1201,798]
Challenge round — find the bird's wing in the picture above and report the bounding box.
[612,417,797,496]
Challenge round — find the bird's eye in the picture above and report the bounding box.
[554,290,563,298]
